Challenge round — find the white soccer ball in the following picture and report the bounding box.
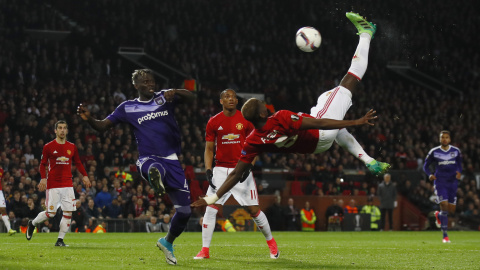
[295,27,322,52]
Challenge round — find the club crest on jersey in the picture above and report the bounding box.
[236,123,244,130]
[67,150,71,155]
[451,152,455,157]
[49,205,54,210]
[222,133,240,140]
[154,96,166,106]
[291,114,300,121]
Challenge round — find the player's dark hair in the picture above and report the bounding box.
[241,98,263,123]
[220,89,236,99]
[439,130,450,137]
[55,120,68,129]
[132,69,154,84]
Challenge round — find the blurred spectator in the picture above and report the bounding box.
[85,199,100,219]
[93,221,107,233]
[360,196,381,231]
[344,199,359,214]
[300,201,316,231]
[94,185,113,212]
[146,216,162,233]
[304,179,318,196]
[104,198,123,219]
[325,199,344,231]
[265,195,284,231]
[284,198,300,231]
[377,174,397,231]
[25,197,41,220]
[71,200,87,232]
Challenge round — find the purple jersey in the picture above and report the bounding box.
[423,145,462,182]
[106,91,181,158]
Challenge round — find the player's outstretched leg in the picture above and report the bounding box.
[335,129,390,176]
[366,160,391,176]
[346,12,377,38]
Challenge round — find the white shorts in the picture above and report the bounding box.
[207,166,259,206]
[310,86,353,154]
[45,187,76,212]
[0,191,6,208]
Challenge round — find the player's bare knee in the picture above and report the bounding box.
[339,74,359,94]
[247,205,260,216]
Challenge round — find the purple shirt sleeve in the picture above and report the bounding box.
[106,102,126,124]
[423,151,433,176]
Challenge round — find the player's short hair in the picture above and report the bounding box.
[131,69,154,85]
[439,130,450,137]
[241,98,263,123]
[220,89,236,99]
[55,120,68,129]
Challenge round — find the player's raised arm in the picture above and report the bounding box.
[164,89,196,103]
[300,109,377,130]
[77,103,114,132]
[191,160,251,207]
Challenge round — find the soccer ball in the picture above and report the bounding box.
[295,27,321,52]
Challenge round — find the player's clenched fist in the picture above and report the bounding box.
[77,103,90,120]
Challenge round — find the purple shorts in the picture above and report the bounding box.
[434,180,458,204]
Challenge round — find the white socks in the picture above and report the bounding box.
[252,210,273,241]
[202,206,218,248]
[2,214,11,231]
[347,33,371,80]
[58,213,72,239]
[335,128,373,164]
[33,211,52,226]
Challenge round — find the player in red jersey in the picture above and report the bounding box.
[26,120,91,246]
[192,13,390,208]
[194,89,279,260]
[0,166,16,235]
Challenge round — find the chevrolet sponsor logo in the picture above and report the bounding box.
[222,133,240,140]
[56,156,70,162]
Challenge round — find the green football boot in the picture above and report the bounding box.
[366,160,391,176]
[346,12,377,39]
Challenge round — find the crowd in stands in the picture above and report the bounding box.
[1,0,479,231]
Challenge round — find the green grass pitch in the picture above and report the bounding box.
[1,231,479,269]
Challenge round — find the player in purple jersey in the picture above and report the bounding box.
[423,130,462,243]
[78,69,195,265]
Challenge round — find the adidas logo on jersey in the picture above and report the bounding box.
[53,150,58,154]
[218,126,223,130]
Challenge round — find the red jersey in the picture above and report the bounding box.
[240,110,319,163]
[206,110,254,168]
[40,140,88,189]
[0,168,4,190]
